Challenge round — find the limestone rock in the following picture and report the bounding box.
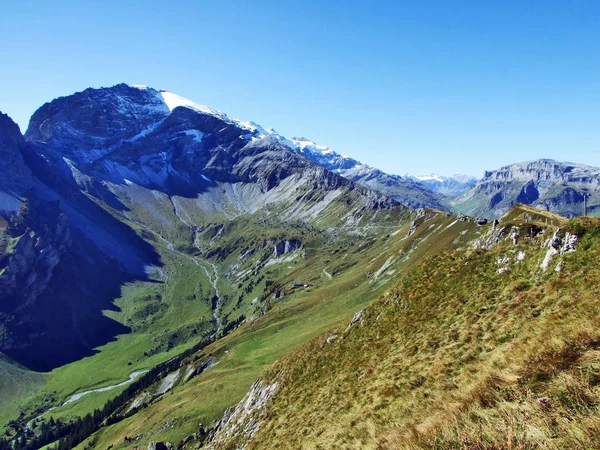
[273,239,302,257]
[561,232,577,254]
[147,442,172,450]
[345,310,364,332]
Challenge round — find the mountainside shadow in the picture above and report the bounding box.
[2,151,163,372]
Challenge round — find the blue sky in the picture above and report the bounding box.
[1,0,599,176]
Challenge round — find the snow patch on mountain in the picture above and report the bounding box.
[415,174,446,183]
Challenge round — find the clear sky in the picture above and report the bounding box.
[1,0,599,177]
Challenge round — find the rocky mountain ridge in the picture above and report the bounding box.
[452,158,600,219]
[279,136,448,209]
[0,113,33,213]
[25,84,402,225]
[37,85,444,211]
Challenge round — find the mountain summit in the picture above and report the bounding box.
[25,84,444,210]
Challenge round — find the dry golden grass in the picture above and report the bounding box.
[228,214,600,449]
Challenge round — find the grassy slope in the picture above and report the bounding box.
[223,207,600,449]
[71,210,482,449]
[0,250,216,430]
[0,357,47,428]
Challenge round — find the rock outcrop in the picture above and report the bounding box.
[272,239,302,257]
[147,441,172,450]
[203,377,280,450]
[540,228,579,271]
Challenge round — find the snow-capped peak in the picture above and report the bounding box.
[415,174,446,183]
[412,173,477,184]
[289,137,334,156]
[159,90,223,117]
[158,90,265,135]
[128,85,365,174]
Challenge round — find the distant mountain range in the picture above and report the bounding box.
[237,122,599,219]
[408,173,478,196]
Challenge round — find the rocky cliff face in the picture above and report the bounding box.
[0,114,73,354]
[0,199,71,311]
[451,159,600,219]
[0,113,70,309]
[272,239,302,257]
[0,110,143,370]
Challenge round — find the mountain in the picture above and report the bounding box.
[281,137,449,210]
[0,84,473,449]
[452,159,600,219]
[25,84,401,219]
[1,83,409,373]
[409,173,477,196]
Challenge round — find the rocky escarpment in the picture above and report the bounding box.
[0,199,71,312]
[452,159,600,219]
[272,239,302,257]
[1,110,144,371]
[0,113,71,310]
